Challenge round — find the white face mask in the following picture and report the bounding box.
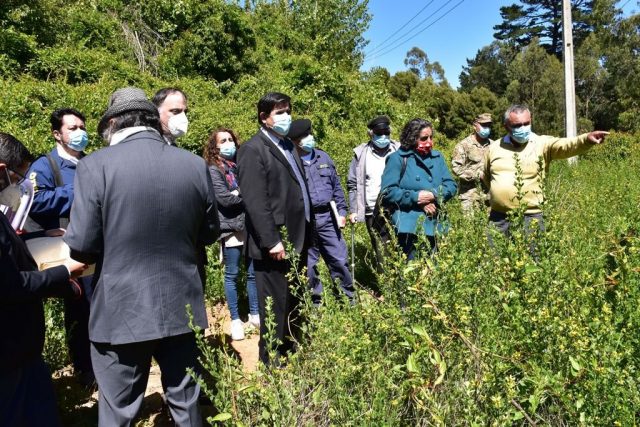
[168,112,189,138]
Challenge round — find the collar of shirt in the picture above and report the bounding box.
[110,126,160,146]
[55,143,79,165]
[261,127,292,153]
[301,149,314,163]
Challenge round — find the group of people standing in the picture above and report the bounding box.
[1,84,609,427]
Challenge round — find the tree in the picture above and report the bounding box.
[598,13,640,131]
[289,0,371,69]
[504,40,564,134]
[388,70,419,101]
[403,47,446,83]
[493,0,592,58]
[459,41,515,96]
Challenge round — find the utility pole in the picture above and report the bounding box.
[563,0,578,164]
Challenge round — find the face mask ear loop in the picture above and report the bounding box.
[1,167,12,191]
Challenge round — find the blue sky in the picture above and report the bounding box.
[362,0,639,88]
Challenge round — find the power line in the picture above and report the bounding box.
[364,1,436,55]
[619,0,632,10]
[364,0,465,64]
[367,0,450,58]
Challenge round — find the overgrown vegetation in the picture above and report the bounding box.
[4,0,636,423]
[196,139,640,425]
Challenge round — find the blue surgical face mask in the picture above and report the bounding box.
[300,134,316,153]
[271,112,292,136]
[67,129,88,152]
[372,134,390,149]
[219,141,236,160]
[510,124,531,144]
[476,126,491,139]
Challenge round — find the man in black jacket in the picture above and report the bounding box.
[0,132,86,427]
[237,92,311,365]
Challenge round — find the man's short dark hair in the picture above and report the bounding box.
[50,108,86,132]
[104,110,163,139]
[256,92,291,126]
[0,132,34,169]
[151,88,187,107]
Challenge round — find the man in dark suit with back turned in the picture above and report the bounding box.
[237,92,311,365]
[64,87,219,426]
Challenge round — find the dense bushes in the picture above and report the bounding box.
[5,0,638,422]
[195,146,640,425]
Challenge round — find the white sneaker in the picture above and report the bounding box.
[248,314,260,328]
[230,319,245,341]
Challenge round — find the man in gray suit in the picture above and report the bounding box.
[64,87,219,426]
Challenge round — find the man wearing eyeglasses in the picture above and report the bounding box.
[452,113,493,212]
[347,115,399,270]
[483,104,609,236]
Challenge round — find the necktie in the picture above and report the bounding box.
[280,140,311,222]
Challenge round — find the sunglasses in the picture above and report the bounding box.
[510,121,531,128]
[373,129,390,136]
[419,135,433,142]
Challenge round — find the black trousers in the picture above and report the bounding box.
[365,214,392,273]
[0,357,61,427]
[64,276,93,379]
[254,248,308,366]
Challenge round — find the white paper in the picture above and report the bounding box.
[26,236,95,277]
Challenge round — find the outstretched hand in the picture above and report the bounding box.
[588,131,610,144]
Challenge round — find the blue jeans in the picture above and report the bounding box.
[222,245,259,320]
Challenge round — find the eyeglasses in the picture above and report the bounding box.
[510,121,531,129]
[419,135,433,142]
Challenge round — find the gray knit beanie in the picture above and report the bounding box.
[97,87,158,135]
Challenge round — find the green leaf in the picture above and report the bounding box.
[407,353,418,373]
[411,325,430,339]
[569,356,582,372]
[524,264,542,274]
[211,412,232,422]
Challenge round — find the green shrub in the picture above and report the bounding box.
[196,145,640,425]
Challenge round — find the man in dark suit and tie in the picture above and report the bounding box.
[237,92,311,365]
[64,87,219,426]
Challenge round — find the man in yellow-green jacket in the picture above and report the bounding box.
[483,104,609,235]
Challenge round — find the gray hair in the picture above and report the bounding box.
[503,104,530,124]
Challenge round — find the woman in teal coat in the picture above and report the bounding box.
[381,118,457,259]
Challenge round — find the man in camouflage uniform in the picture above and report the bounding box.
[451,113,493,212]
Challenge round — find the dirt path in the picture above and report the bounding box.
[55,302,259,426]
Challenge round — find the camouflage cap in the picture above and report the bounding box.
[474,113,492,124]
